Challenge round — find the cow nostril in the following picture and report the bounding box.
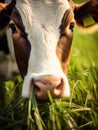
[33,84,41,93]
[54,79,64,95]
[32,77,64,100]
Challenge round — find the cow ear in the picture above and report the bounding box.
[74,0,98,31]
[0,0,16,29]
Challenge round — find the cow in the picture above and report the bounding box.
[0,0,98,100]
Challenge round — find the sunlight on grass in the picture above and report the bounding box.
[0,0,98,129]
[0,70,98,129]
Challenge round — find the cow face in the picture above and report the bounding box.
[0,0,98,100]
[16,0,74,100]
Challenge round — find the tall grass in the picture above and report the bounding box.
[0,64,98,130]
[0,26,98,130]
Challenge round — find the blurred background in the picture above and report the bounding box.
[71,0,98,69]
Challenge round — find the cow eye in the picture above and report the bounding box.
[69,22,75,31]
[9,23,17,33]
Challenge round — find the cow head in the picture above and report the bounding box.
[0,0,98,100]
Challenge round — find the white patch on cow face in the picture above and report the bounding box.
[15,0,71,98]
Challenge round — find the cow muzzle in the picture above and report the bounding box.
[32,76,64,100]
[22,74,70,100]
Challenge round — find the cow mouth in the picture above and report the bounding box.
[30,78,64,100]
[22,74,70,99]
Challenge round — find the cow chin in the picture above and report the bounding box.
[22,73,70,100]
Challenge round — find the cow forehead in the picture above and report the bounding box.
[14,0,71,75]
[16,0,71,36]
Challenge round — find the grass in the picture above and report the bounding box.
[0,27,98,130]
[0,0,98,128]
[0,67,98,130]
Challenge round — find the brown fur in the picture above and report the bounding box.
[56,9,74,74]
[0,3,7,10]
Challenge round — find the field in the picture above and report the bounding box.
[0,0,98,130]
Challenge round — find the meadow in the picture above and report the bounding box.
[0,0,98,130]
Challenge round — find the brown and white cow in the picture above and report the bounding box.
[0,0,98,100]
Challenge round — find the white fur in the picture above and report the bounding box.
[9,0,70,98]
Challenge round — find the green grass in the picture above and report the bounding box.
[0,0,98,128]
[0,27,98,130]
